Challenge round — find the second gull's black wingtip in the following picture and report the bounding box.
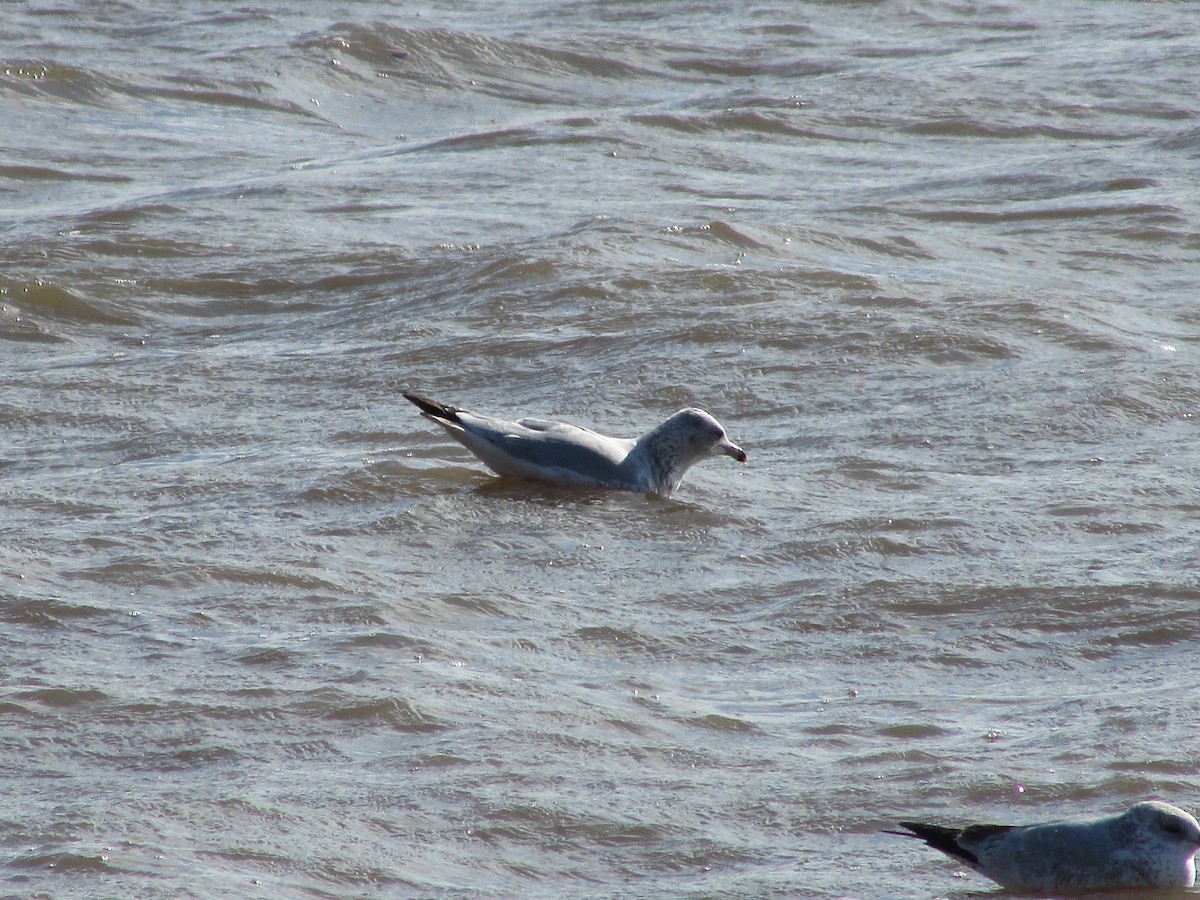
[891,822,981,867]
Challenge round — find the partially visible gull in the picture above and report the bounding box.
[890,800,1200,893]
[402,391,746,497]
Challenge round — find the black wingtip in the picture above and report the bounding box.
[403,390,460,422]
[892,822,980,867]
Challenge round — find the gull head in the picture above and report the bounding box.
[638,407,747,496]
[1123,801,1200,886]
[670,408,747,463]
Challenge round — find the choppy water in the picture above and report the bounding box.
[3,2,1200,897]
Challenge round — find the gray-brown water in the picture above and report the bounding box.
[3,2,1199,897]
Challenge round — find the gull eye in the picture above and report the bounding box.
[1161,819,1187,837]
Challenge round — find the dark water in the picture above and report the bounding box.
[3,1,1200,897]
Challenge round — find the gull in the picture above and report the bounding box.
[890,800,1200,893]
[401,391,747,497]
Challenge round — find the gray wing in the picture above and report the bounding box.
[454,411,638,486]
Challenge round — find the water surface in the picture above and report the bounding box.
[2,1,1199,897]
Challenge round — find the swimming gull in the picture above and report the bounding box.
[889,800,1200,893]
[402,391,747,497]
